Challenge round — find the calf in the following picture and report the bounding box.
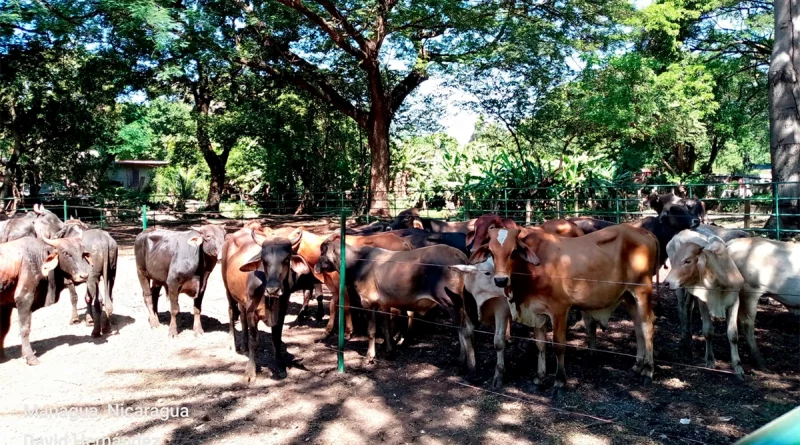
[566,217,616,234]
[667,226,750,357]
[317,237,475,371]
[134,225,226,338]
[57,221,119,337]
[451,258,513,388]
[222,228,309,381]
[0,236,93,365]
[472,225,659,389]
[665,236,747,378]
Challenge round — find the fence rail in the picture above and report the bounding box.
[4,181,799,238]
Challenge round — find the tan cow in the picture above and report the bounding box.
[471,225,659,389]
[665,238,747,379]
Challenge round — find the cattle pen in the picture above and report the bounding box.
[0,181,798,445]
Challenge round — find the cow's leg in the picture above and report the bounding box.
[88,279,103,338]
[226,293,239,352]
[137,270,159,328]
[366,308,377,363]
[532,315,547,386]
[67,281,81,325]
[343,289,354,339]
[725,299,744,380]
[239,302,249,354]
[271,295,290,379]
[166,284,181,339]
[697,301,716,368]
[325,288,337,336]
[314,283,324,322]
[676,288,693,358]
[581,311,597,354]
[551,312,569,389]
[244,312,258,383]
[633,288,655,383]
[16,294,38,365]
[738,293,765,369]
[297,287,312,322]
[382,309,394,356]
[0,305,12,361]
[192,294,204,336]
[491,301,509,389]
[624,297,645,373]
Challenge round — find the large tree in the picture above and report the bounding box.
[769,0,800,204]
[230,0,512,215]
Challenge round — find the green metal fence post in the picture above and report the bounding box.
[100,199,106,229]
[240,196,244,224]
[774,182,781,240]
[142,205,148,230]
[615,190,621,224]
[688,185,693,199]
[504,188,509,219]
[338,210,346,374]
[63,200,67,221]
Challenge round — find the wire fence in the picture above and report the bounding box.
[5,180,800,239]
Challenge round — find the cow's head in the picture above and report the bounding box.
[316,233,344,274]
[41,236,93,283]
[188,224,227,261]
[659,203,701,231]
[56,218,90,238]
[239,228,308,298]
[665,239,743,294]
[684,198,707,224]
[469,227,539,288]
[450,257,510,302]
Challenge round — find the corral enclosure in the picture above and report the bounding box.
[0,210,797,445]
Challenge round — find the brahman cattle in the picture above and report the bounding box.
[386,228,468,252]
[316,235,475,371]
[0,236,92,365]
[666,226,750,359]
[222,227,309,381]
[471,224,659,389]
[389,208,476,234]
[648,192,707,224]
[631,202,701,267]
[134,225,226,338]
[666,234,747,379]
[467,213,584,254]
[288,230,412,339]
[57,219,119,337]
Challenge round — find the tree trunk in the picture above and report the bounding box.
[769,0,800,205]
[196,111,227,212]
[367,107,391,217]
[1,102,22,202]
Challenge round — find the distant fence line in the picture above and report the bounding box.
[4,181,799,237]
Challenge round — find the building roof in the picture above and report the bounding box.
[114,160,169,167]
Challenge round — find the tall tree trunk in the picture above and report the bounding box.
[1,101,22,201]
[367,106,391,217]
[769,0,800,205]
[196,113,227,212]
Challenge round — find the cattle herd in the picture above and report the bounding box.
[0,195,798,394]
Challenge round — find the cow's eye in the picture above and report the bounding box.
[683,259,692,264]
[483,272,491,276]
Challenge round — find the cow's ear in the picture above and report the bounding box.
[41,251,59,275]
[290,255,310,275]
[239,253,261,272]
[187,235,204,247]
[412,219,424,230]
[449,264,477,274]
[704,241,726,256]
[469,244,490,264]
[516,238,540,266]
[83,252,94,266]
[465,230,475,248]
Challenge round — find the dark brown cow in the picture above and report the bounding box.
[134,225,226,338]
[471,225,659,390]
[389,208,476,234]
[567,217,616,234]
[0,236,93,365]
[222,228,309,381]
[316,238,475,370]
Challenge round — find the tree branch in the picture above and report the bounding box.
[274,0,366,60]
[312,0,367,51]
[390,66,428,112]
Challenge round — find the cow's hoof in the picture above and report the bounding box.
[193,327,204,337]
[734,373,746,383]
[149,319,160,329]
[641,375,653,386]
[491,375,504,390]
[168,328,178,339]
[546,386,564,399]
[70,317,81,325]
[26,356,40,366]
[273,368,288,380]
[243,371,256,384]
[102,323,112,335]
[705,359,717,369]
[91,330,102,338]
[85,317,94,327]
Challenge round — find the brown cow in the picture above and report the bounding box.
[222,228,309,381]
[287,230,413,338]
[1,236,93,365]
[316,237,475,370]
[471,224,658,390]
[467,214,584,254]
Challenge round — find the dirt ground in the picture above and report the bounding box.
[0,218,798,445]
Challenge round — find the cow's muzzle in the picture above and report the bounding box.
[494,276,509,288]
[689,218,700,229]
[265,286,282,298]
